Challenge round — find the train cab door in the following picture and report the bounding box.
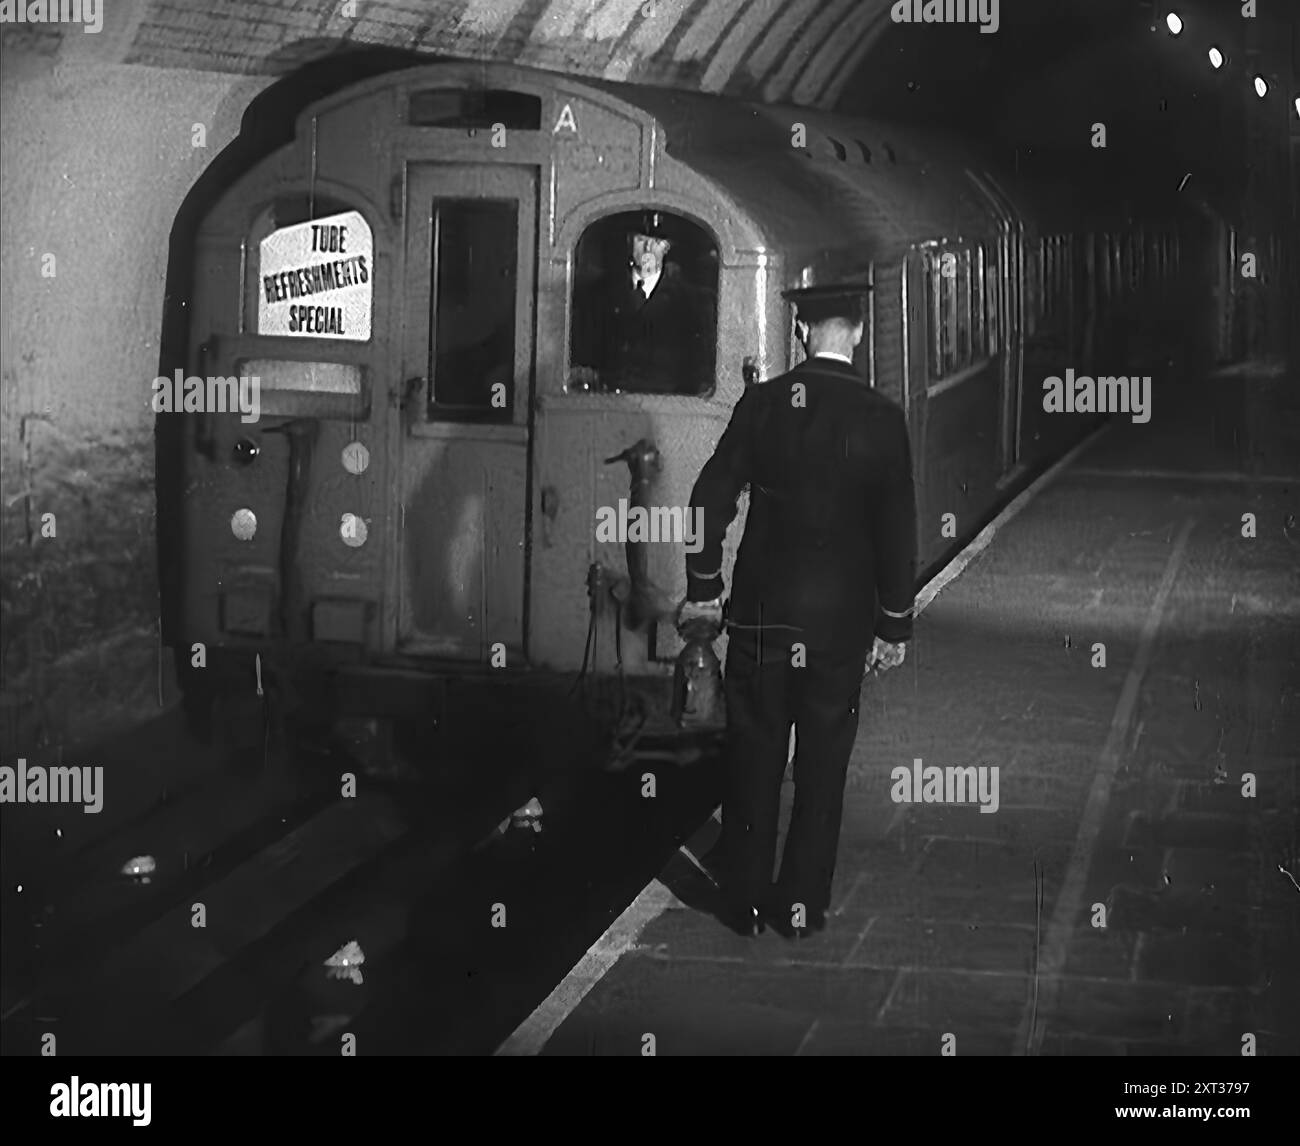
[391,164,537,662]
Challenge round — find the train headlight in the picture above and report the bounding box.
[1165,12,1182,35]
[340,513,368,548]
[1208,47,1223,69]
[231,508,257,541]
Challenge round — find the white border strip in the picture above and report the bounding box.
[493,878,677,1056]
[1016,518,1195,1055]
[494,422,1111,1055]
[1070,467,1298,486]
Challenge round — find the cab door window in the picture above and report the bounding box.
[425,198,518,420]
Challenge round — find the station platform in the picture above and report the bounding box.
[506,362,1300,1057]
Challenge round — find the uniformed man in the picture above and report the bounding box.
[576,212,711,394]
[679,282,917,939]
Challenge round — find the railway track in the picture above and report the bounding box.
[0,705,723,1056]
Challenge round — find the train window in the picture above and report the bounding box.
[569,210,718,396]
[940,255,958,374]
[1042,235,1067,324]
[925,251,942,378]
[252,194,355,236]
[1039,237,1052,322]
[1063,238,1074,317]
[425,198,518,418]
[1045,233,1055,317]
[957,249,972,363]
[1054,235,1067,318]
[985,244,1000,356]
[409,89,542,130]
[1022,240,1036,337]
[925,246,982,383]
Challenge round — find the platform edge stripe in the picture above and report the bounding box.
[493,878,678,1056]
[1069,467,1300,485]
[1015,516,1196,1056]
[915,423,1111,617]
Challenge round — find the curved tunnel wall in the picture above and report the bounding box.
[0,50,274,756]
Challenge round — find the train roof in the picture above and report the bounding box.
[597,81,1189,288]
[268,63,1210,291]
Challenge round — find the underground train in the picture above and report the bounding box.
[156,60,1221,768]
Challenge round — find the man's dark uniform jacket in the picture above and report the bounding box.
[685,356,917,652]
[596,262,712,394]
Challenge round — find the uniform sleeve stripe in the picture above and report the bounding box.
[688,567,722,579]
[880,605,912,618]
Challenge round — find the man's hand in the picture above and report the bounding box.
[676,596,724,633]
[867,636,906,674]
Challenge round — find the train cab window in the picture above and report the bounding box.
[569,210,718,396]
[423,198,518,419]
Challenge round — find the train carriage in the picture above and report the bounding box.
[158,61,1204,767]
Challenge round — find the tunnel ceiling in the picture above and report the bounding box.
[9,0,1289,197]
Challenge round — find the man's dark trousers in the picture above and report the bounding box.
[720,627,865,920]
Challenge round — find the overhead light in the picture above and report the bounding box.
[1208,47,1224,69]
[1165,12,1183,35]
[1253,75,1267,98]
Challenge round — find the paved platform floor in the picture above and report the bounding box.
[529,363,1300,1056]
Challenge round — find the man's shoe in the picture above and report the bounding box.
[721,903,765,938]
[796,909,828,938]
[761,905,826,940]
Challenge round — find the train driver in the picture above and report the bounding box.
[574,211,713,394]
